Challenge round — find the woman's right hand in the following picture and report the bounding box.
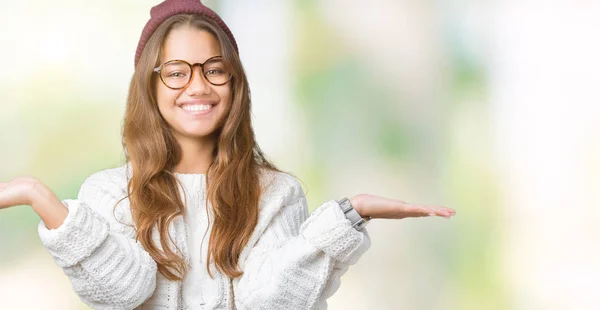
[0,176,68,229]
[0,176,43,209]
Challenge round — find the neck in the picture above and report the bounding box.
[173,135,216,174]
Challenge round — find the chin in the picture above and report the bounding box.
[186,130,217,139]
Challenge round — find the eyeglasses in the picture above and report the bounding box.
[153,56,232,89]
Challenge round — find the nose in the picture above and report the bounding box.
[185,67,211,96]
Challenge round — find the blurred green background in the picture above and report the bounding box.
[1,1,599,309]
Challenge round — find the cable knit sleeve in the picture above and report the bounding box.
[37,169,157,310]
[233,176,371,310]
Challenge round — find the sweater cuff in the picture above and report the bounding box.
[38,199,110,268]
[301,199,370,264]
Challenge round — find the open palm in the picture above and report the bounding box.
[0,176,40,209]
[352,194,455,219]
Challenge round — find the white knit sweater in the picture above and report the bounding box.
[37,165,371,309]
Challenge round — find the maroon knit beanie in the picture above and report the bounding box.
[134,0,239,67]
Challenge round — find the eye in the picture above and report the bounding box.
[205,69,224,76]
[167,71,188,78]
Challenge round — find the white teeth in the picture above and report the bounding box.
[181,104,212,112]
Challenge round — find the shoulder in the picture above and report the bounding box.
[77,164,133,207]
[238,169,309,262]
[80,164,130,193]
[256,168,309,229]
[76,164,134,228]
[258,168,306,206]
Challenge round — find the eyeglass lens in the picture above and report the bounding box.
[161,58,230,88]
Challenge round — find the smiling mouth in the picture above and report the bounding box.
[179,104,216,115]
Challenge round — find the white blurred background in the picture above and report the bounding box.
[1,0,599,309]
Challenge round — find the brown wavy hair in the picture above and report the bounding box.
[122,14,280,280]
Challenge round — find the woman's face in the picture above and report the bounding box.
[155,25,232,144]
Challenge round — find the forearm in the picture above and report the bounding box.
[38,199,158,308]
[30,181,68,229]
[236,239,334,309]
[235,199,370,309]
[13,172,159,308]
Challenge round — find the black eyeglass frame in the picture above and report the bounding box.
[153,56,232,89]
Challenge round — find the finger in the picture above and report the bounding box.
[0,183,7,191]
[403,203,439,218]
[433,206,456,217]
[384,199,455,219]
[406,203,437,215]
[414,204,455,219]
[377,199,426,218]
[433,208,455,219]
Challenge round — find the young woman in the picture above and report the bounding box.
[0,0,455,309]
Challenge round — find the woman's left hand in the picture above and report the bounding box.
[350,194,455,220]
